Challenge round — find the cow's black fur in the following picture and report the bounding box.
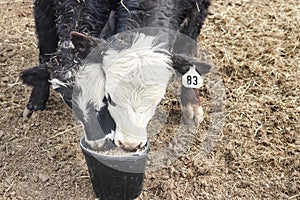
[115,0,144,32]
[34,0,58,63]
[22,0,113,114]
[22,0,57,112]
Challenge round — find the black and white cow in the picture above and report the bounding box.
[21,0,211,151]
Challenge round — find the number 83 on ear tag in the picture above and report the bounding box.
[182,65,203,88]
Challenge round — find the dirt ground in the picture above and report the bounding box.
[0,0,299,199]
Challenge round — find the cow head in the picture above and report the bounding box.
[101,33,173,151]
[71,31,211,151]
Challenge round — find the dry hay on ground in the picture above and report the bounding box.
[0,0,299,199]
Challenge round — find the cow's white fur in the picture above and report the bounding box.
[102,33,174,147]
[74,62,105,121]
[49,78,68,89]
[84,131,115,150]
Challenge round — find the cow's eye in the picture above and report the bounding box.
[107,93,116,107]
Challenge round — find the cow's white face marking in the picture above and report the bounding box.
[103,33,173,149]
[73,61,108,150]
[74,62,106,121]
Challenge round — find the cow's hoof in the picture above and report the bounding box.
[181,104,204,127]
[22,101,46,118]
[27,101,46,111]
[23,107,33,118]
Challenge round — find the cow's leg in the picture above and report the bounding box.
[24,82,50,118]
[177,2,210,126]
[34,0,58,63]
[180,86,204,126]
[24,1,58,117]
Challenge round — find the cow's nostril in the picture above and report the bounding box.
[117,140,125,149]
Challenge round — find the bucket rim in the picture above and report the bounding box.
[80,136,150,161]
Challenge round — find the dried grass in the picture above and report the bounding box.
[0,0,299,199]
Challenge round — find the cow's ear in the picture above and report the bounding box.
[71,31,103,59]
[171,53,212,75]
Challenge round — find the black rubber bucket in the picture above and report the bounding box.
[80,137,149,200]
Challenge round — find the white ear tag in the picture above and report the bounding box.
[182,65,203,88]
